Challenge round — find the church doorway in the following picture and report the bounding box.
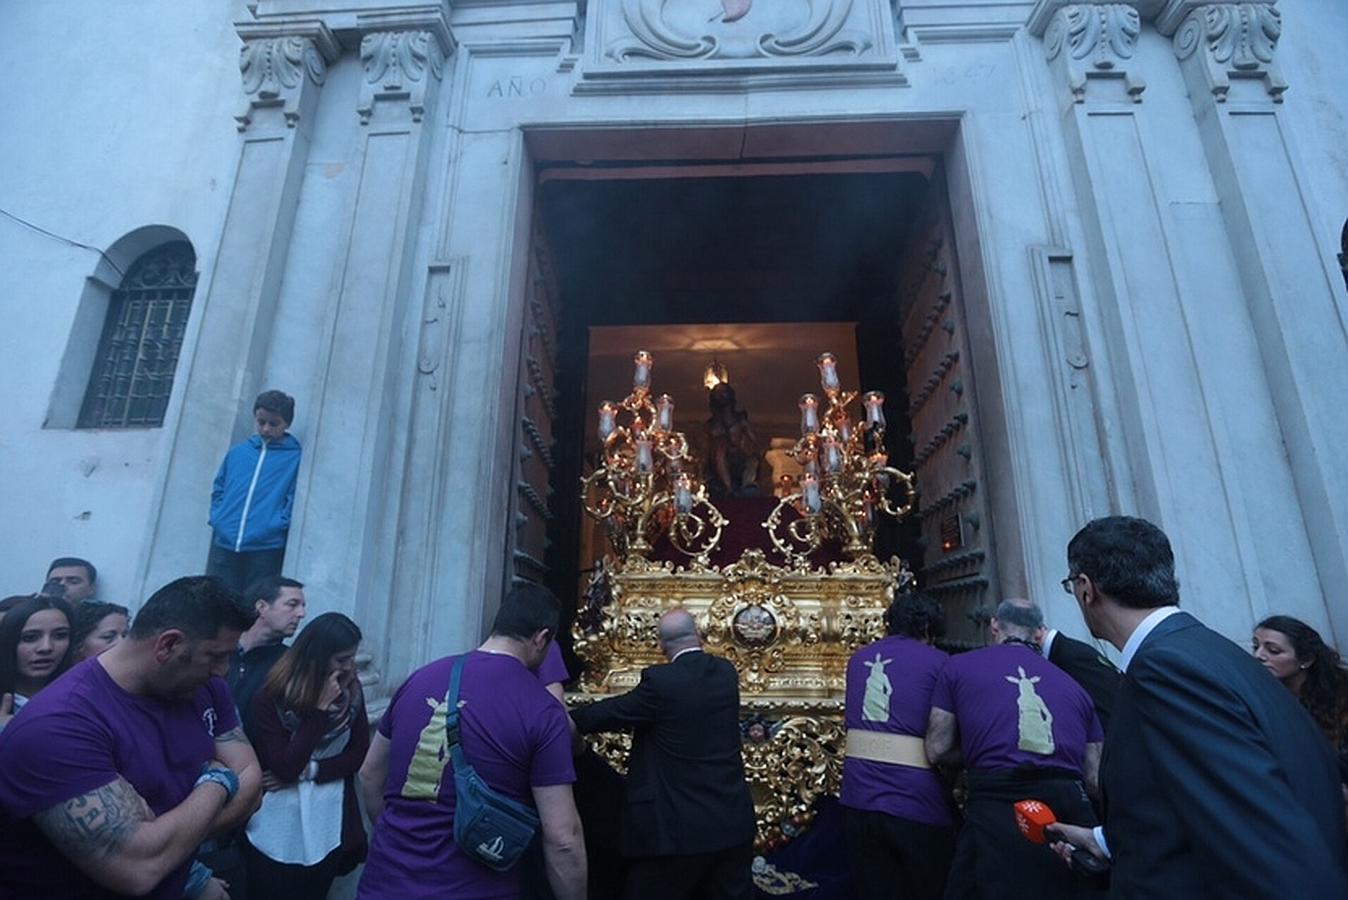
[501,129,1001,649]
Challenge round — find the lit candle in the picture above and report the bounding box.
[863,391,886,429]
[633,350,653,392]
[801,473,822,515]
[816,352,841,395]
[823,435,843,474]
[655,393,674,432]
[597,401,618,442]
[799,393,820,435]
[635,437,654,473]
[674,473,693,514]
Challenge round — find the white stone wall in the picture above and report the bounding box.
[1,0,1345,691]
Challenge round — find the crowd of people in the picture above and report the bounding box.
[1,503,1347,900]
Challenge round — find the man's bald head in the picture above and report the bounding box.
[657,608,700,659]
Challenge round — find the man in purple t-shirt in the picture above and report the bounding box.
[0,575,262,900]
[841,592,955,900]
[926,598,1103,900]
[357,582,585,900]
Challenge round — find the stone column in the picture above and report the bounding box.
[1027,0,1274,622]
[140,20,338,592]
[1158,0,1348,644]
[283,16,454,679]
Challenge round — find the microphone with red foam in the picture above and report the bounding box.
[1013,799,1110,875]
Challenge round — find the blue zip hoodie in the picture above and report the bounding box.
[209,433,302,552]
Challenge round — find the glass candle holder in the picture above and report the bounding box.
[674,473,693,515]
[863,391,886,429]
[633,350,653,392]
[799,393,820,435]
[801,473,822,515]
[823,435,843,474]
[655,393,674,432]
[635,438,654,473]
[816,352,841,395]
[598,401,618,442]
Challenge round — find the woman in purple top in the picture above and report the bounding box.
[0,594,75,731]
[244,612,370,899]
[841,592,956,900]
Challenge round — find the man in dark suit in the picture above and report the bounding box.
[1028,604,1122,734]
[571,608,756,900]
[1049,516,1348,899]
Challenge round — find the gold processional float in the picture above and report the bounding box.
[570,350,917,853]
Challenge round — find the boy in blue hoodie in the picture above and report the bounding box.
[206,390,303,592]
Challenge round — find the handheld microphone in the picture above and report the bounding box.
[1013,799,1110,876]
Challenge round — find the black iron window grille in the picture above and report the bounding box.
[78,241,198,429]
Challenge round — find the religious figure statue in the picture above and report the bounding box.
[704,383,762,498]
[1006,666,1055,755]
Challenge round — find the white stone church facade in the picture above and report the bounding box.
[2,0,1345,695]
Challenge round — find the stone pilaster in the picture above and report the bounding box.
[358,28,448,124]
[1163,0,1285,101]
[236,28,337,130]
[1156,0,1348,641]
[141,19,338,595]
[1042,3,1146,102]
[283,13,453,688]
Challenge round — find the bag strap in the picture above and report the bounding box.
[444,653,469,774]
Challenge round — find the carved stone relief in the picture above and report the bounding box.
[1172,3,1285,101]
[358,29,448,123]
[605,0,876,63]
[1043,3,1145,102]
[236,35,328,130]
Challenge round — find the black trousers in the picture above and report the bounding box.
[844,806,955,900]
[943,768,1103,900]
[241,839,347,900]
[207,544,286,594]
[622,843,753,900]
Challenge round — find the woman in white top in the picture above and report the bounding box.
[243,612,369,899]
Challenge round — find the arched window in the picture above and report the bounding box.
[77,241,198,428]
[1340,219,1347,292]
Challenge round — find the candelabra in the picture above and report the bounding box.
[581,350,728,565]
[763,353,917,565]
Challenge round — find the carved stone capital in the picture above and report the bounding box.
[358,28,450,124]
[234,22,340,131]
[1043,4,1145,102]
[1167,2,1285,101]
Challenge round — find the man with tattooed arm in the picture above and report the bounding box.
[0,575,263,899]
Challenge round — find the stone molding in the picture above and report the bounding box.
[1043,3,1145,102]
[1168,2,1285,101]
[234,23,340,130]
[358,28,449,122]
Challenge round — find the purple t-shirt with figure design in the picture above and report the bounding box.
[841,635,953,826]
[358,650,576,900]
[931,643,1102,774]
[0,658,237,900]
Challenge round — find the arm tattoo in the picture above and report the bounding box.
[33,777,152,861]
[214,726,250,746]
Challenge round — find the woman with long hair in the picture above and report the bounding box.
[243,612,368,899]
[0,594,75,731]
[1252,615,1348,786]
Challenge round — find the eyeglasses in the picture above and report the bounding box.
[1060,574,1081,594]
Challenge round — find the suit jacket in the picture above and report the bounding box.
[1048,632,1122,733]
[571,649,756,858]
[1101,612,1348,899]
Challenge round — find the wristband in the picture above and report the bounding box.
[195,767,240,803]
